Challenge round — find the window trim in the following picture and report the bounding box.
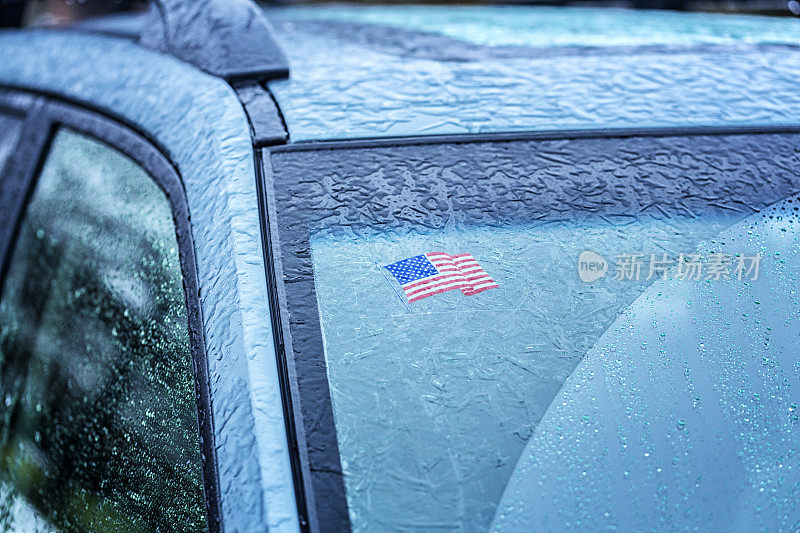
[0,91,50,287]
[0,91,222,531]
[261,124,800,532]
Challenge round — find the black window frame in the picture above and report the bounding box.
[260,124,800,533]
[0,88,222,532]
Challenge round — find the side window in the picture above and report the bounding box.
[0,129,207,531]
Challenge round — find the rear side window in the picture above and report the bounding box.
[267,132,800,531]
[0,129,207,531]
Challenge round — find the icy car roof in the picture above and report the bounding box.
[264,5,800,141]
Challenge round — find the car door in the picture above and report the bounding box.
[0,91,219,532]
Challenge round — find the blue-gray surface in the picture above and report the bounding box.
[493,196,800,531]
[265,6,800,141]
[0,30,298,532]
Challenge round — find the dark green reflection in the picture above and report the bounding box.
[0,129,206,532]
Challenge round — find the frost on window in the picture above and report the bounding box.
[0,129,206,532]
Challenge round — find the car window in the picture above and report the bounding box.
[267,132,800,530]
[0,128,207,531]
[0,112,23,174]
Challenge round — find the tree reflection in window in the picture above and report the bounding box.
[0,129,206,532]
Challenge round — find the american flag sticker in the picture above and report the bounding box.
[384,252,498,304]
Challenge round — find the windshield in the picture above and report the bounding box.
[266,132,800,531]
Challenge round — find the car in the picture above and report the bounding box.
[1,1,800,531]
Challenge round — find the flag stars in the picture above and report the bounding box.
[386,255,439,284]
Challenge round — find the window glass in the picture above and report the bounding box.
[0,112,23,174]
[0,128,207,531]
[268,133,800,531]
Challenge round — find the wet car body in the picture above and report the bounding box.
[1,1,800,531]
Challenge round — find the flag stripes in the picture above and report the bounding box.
[452,253,500,295]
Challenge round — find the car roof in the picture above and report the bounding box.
[264,5,800,141]
[56,5,800,143]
